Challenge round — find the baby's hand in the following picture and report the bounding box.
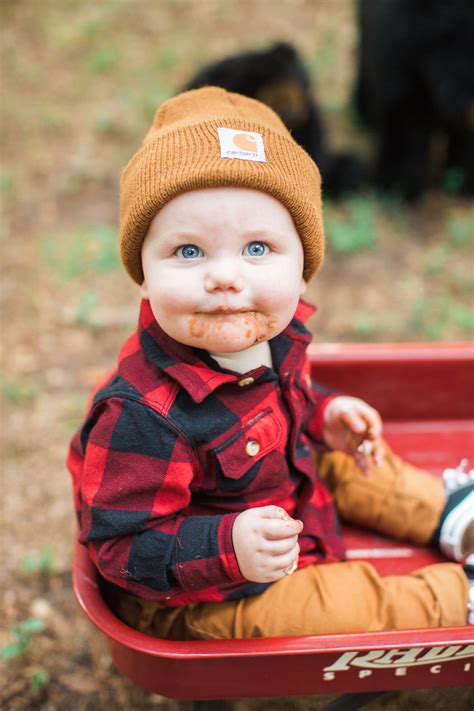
[232,505,302,583]
[323,395,384,474]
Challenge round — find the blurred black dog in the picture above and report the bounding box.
[355,0,474,200]
[183,42,365,197]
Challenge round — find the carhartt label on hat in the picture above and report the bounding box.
[217,128,266,162]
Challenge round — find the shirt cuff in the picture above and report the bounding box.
[218,512,247,583]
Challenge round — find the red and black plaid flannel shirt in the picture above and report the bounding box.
[68,298,344,606]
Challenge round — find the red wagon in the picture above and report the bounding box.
[72,342,474,706]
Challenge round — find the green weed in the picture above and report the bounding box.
[307,32,335,74]
[95,114,114,134]
[446,214,474,248]
[137,74,174,121]
[94,225,120,271]
[88,46,121,74]
[75,289,99,328]
[325,195,377,254]
[423,245,451,277]
[41,223,120,281]
[2,618,47,661]
[352,314,380,340]
[159,47,180,71]
[0,172,13,194]
[452,305,474,331]
[408,294,474,340]
[423,214,473,284]
[442,167,467,195]
[377,194,409,233]
[31,669,51,690]
[455,275,474,294]
[323,100,348,114]
[82,18,103,41]
[408,297,441,340]
[0,376,36,405]
[21,546,55,577]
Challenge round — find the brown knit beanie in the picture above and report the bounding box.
[120,86,324,284]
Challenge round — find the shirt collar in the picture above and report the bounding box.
[137,299,315,404]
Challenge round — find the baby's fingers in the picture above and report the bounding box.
[264,535,299,556]
[261,517,303,541]
[256,505,293,520]
[354,436,385,474]
[340,409,368,435]
[271,543,300,576]
[364,408,383,439]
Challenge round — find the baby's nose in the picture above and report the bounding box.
[204,260,244,292]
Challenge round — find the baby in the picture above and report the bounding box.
[68,87,473,639]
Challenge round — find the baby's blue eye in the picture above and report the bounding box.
[176,244,203,259]
[244,241,268,257]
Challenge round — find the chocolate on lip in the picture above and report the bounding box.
[202,306,254,315]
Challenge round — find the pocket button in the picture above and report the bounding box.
[245,440,260,457]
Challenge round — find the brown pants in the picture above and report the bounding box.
[108,447,469,639]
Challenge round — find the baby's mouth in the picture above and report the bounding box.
[204,306,254,315]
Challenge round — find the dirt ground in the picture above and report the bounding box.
[1,1,473,709]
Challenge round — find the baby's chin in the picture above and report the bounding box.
[202,337,262,354]
[185,311,275,351]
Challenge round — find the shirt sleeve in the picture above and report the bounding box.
[78,396,245,601]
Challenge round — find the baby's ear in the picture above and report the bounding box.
[299,276,307,295]
[140,279,149,299]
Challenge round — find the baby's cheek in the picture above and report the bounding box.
[262,283,300,314]
[157,289,197,313]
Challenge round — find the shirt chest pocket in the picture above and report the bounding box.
[212,408,286,491]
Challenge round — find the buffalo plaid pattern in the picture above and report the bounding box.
[68,299,344,605]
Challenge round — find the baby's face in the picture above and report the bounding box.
[140,187,306,354]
